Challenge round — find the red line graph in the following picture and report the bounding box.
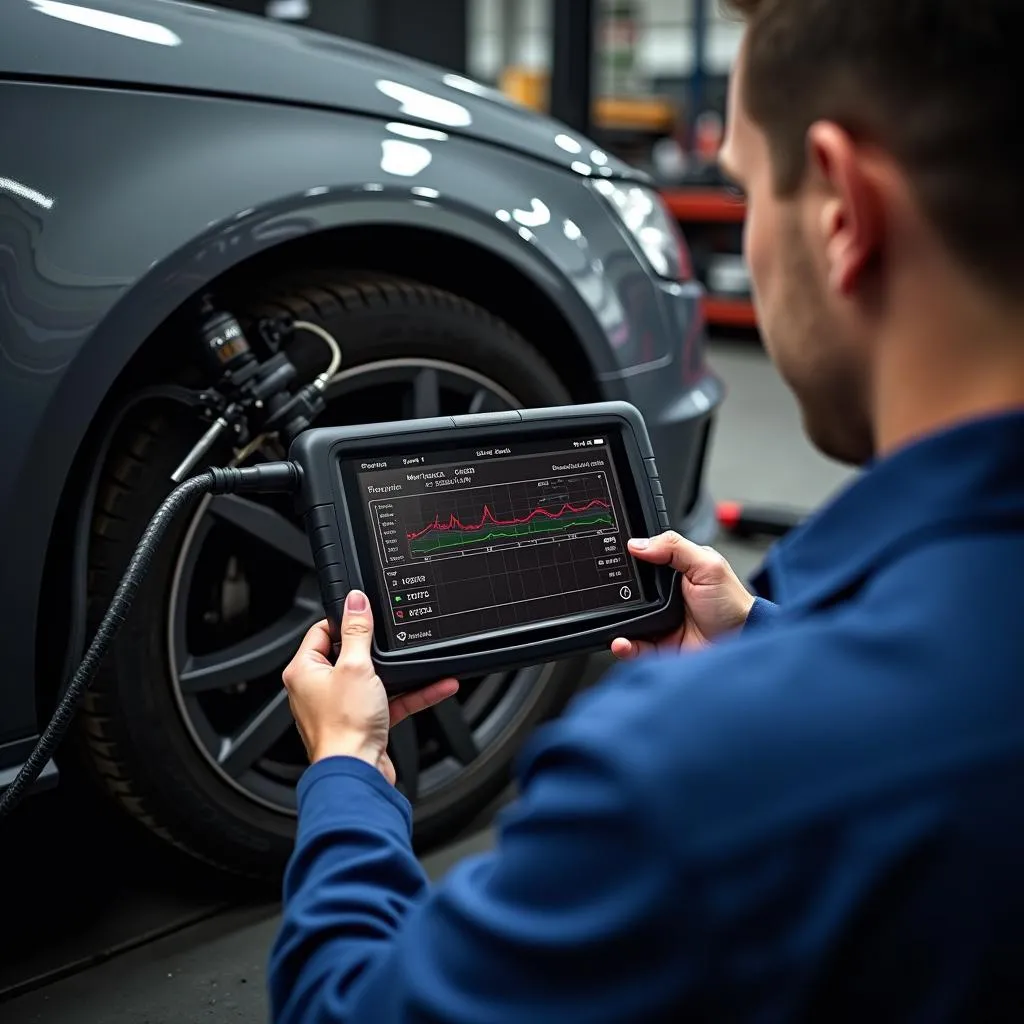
[406,499,612,540]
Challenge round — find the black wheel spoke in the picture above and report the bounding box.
[179,603,320,693]
[432,697,480,764]
[389,719,420,802]
[218,689,295,777]
[208,495,314,569]
[412,368,442,418]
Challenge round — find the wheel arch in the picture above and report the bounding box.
[34,213,607,721]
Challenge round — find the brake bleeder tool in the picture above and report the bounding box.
[171,296,342,482]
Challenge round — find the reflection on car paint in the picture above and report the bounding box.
[380,140,432,178]
[511,199,551,229]
[385,123,449,143]
[28,0,181,47]
[375,80,472,129]
[441,73,508,102]
[0,175,54,209]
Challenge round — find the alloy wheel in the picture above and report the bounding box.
[167,360,555,814]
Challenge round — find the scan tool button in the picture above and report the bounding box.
[654,495,667,512]
[316,559,348,586]
[649,478,664,497]
[308,524,335,552]
[324,579,350,607]
[321,564,349,586]
[313,542,348,581]
[644,458,659,479]
[305,505,337,533]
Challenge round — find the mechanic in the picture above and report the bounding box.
[268,1,1024,1020]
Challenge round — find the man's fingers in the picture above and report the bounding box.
[337,589,374,664]
[628,531,715,574]
[390,679,460,727]
[610,637,656,661]
[292,620,334,667]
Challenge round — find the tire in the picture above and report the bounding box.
[78,272,585,879]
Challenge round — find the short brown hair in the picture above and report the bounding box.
[722,0,1024,299]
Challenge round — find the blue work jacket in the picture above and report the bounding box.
[269,411,1024,1023]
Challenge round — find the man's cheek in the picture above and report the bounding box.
[743,212,769,304]
[743,206,762,275]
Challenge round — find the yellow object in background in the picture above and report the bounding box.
[499,65,677,134]
[499,66,547,111]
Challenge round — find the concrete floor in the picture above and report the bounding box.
[2,336,855,1023]
[703,336,854,516]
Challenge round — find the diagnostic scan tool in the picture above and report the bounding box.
[290,402,684,693]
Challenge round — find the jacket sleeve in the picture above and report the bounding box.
[744,596,781,632]
[268,702,691,1024]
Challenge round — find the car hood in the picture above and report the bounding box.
[3,0,642,181]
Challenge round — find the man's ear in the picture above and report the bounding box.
[807,121,884,296]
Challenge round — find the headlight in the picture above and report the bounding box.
[590,179,691,282]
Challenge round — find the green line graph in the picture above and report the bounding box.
[409,512,614,555]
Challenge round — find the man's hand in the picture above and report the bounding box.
[282,590,459,785]
[611,531,756,659]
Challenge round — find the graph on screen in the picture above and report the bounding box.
[406,497,614,556]
[371,471,620,563]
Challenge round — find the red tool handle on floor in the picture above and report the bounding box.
[716,501,805,539]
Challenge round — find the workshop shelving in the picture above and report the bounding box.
[661,186,756,330]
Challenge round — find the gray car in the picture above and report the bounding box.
[0,0,722,877]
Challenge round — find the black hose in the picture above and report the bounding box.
[0,461,301,821]
[62,385,211,687]
[0,474,213,819]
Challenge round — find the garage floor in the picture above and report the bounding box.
[1,337,854,1023]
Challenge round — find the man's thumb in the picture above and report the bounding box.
[627,531,714,575]
[339,589,374,658]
